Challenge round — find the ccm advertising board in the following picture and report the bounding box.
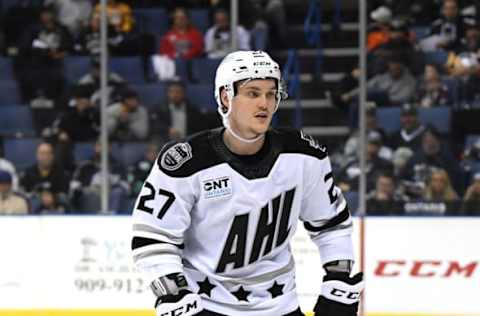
[0,216,478,315]
[364,217,480,316]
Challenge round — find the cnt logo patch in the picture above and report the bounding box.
[202,176,232,199]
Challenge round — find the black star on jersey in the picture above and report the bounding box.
[197,277,216,297]
[267,281,284,298]
[231,286,250,302]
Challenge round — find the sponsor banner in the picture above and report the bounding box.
[365,217,480,315]
[0,216,326,310]
[0,216,153,309]
[1,216,479,315]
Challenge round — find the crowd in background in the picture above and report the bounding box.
[329,0,480,215]
[0,0,480,216]
[0,0,287,214]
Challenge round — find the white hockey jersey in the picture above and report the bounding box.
[131,128,354,316]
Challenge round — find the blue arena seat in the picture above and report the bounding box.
[0,80,22,105]
[376,106,451,133]
[418,106,451,133]
[73,142,95,163]
[0,57,14,81]
[131,83,167,109]
[109,57,145,84]
[411,26,431,41]
[376,107,401,133]
[133,9,169,36]
[189,9,210,33]
[112,142,147,166]
[0,106,35,136]
[4,138,42,170]
[174,58,189,82]
[186,84,216,111]
[64,56,91,83]
[424,50,449,66]
[191,58,222,83]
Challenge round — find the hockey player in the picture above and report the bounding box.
[131,50,363,316]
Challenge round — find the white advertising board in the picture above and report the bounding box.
[0,216,332,310]
[364,217,480,315]
[0,216,479,315]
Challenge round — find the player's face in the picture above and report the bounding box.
[229,79,277,138]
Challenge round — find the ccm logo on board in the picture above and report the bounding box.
[375,260,478,278]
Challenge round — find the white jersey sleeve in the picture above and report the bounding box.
[131,142,197,283]
[298,133,354,265]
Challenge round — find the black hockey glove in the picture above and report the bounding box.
[152,273,203,316]
[313,272,364,316]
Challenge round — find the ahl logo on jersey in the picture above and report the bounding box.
[161,143,193,171]
[202,176,232,199]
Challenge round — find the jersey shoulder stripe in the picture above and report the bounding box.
[274,127,328,160]
[157,128,328,178]
[157,129,224,178]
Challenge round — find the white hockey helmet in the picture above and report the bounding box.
[214,50,287,119]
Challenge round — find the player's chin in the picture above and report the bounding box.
[251,119,271,134]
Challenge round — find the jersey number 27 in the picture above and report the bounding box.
[137,182,175,219]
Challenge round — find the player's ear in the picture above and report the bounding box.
[220,88,230,111]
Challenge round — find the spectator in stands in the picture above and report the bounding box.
[388,103,427,151]
[338,130,393,193]
[89,2,154,58]
[461,172,480,214]
[392,146,414,177]
[3,1,41,56]
[204,8,251,59]
[74,13,121,56]
[367,57,417,105]
[208,0,269,50]
[343,103,392,160]
[107,89,149,141]
[415,64,452,107]
[159,7,204,60]
[461,138,480,184]
[128,143,159,197]
[70,141,129,212]
[44,0,92,37]
[0,157,19,192]
[400,128,464,198]
[17,6,72,104]
[342,57,416,106]
[78,57,127,106]
[367,171,408,215]
[51,85,100,173]
[429,0,472,51]
[150,81,206,142]
[250,0,287,47]
[20,142,69,196]
[447,20,480,103]
[422,168,459,202]
[54,85,100,143]
[368,6,392,52]
[32,188,67,214]
[370,18,419,76]
[93,0,134,33]
[457,18,480,53]
[0,170,29,214]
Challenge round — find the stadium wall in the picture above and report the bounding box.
[0,216,478,316]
